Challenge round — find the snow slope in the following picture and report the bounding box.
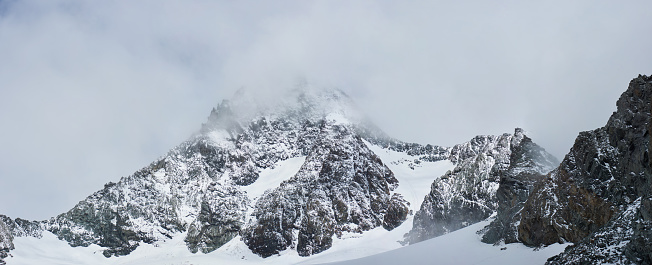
[323,220,571,265]
[6,219,569,265]
[364,140,455,213]
[241,156,307,201]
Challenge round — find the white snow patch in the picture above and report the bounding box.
[364,140,455,212]
[296,214,416,264]
[207,129,235,148]
[326,112,350,125]
[241,156,306,201]
[152,168,166,179]
[8,232,107,265]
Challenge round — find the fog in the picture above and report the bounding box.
[0,1,651,220]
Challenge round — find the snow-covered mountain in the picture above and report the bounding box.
[3,75,648,265]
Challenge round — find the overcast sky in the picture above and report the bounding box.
[1,1,651,220]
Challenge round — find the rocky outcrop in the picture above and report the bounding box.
[545,197,642,264]
[626,195,652,264]
[405,129,558,244]
[481,135,560,244]
[518,166,614,247]
[0,215,42,264]
[241,122,406,257]
[45,147,225,257]
[517,75,652,264]
[383,194,410,231]
[0,217,13,265]
[184,186,248,254]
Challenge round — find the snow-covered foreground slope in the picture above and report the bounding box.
[6,219,569,265]
[323,220,571,265]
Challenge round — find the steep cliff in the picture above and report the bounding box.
[518,75,652,264]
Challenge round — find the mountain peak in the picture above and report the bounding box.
[202,84,363,134]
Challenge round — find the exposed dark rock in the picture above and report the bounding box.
[184,186,248,254]
[516,75,652,264]
[518,167,614,247]
[545,197,640,264]
[625,195,652,264]
[0,217,13,264]
[46,166,186,257]
[382,194,409,231]
[481,136,559,244]
[296,195,337,257]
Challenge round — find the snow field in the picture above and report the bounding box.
[324,220,571,265]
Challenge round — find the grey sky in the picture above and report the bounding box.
[0,1,650,220]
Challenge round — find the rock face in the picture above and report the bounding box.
[517,75,652,264]
[0,217,13,264]
[481,135,561,244]
[241,123,405,257]
[184,186,248,254]
[45,137,249,257]
[405,129,558,244]
[0,215,42,264]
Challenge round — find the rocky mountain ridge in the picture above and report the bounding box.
[0,85,468,262]
[6,75,648,264]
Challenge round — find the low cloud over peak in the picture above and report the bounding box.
[0,0,651,220]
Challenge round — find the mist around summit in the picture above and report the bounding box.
[1,1,651,221]
[1,1,652,265]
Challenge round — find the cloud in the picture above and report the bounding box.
[0,0,651,220]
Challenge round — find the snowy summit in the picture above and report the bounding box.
[3,76,652,265]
